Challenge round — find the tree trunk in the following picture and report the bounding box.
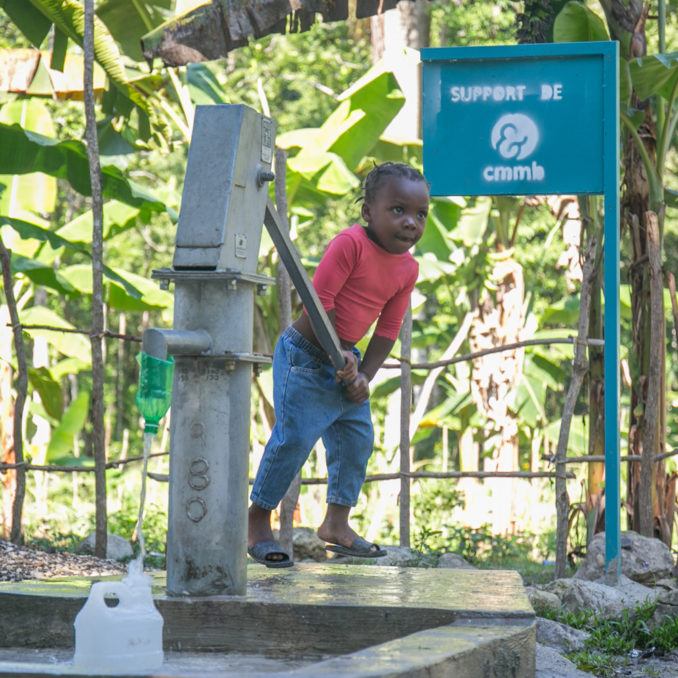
[600,0,669,544]
[397,0,430,50]
[84,0,107,558]
[0,241,28,544]
[469,251,528,534]
[369,13,385,62]
[546,194,607,544]
[586,228,606,542]
[370,1,430,61]
[554,235,598,578]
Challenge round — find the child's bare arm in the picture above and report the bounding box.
[342,335,395,403]
[359,335,395,381]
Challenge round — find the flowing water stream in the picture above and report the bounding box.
[131,432,154,571]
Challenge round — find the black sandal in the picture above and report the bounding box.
[248,540,294,568]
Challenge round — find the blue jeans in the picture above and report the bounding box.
[250,326,374,510]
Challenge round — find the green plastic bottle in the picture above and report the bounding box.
[136,352,175,434]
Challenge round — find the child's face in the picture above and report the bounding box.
[361,176,429,255]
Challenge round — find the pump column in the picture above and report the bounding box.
[154,105,275,596]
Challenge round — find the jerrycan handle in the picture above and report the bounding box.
[89,581,131,612]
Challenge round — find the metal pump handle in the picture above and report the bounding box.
[263,201,346,370]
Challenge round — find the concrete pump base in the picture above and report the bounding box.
[0,563,535,677]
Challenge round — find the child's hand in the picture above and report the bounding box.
[336,351,358,384]
[344,372,369,403]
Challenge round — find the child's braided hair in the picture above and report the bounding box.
[360,162,428,204]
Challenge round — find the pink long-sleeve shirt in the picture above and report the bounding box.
[310,224,418,343]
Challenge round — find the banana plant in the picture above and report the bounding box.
[0,99,56,224]
[0,120,168,211]
[1,0,175,146]
[554,0,677,543]
[275,62,407,205]
[554,1,677,214]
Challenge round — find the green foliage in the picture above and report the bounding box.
[6,0,170,144]
[629,52,678,101]
[46,391,90,463]
[19,306,91,360]
[28,367,63,420]
[25,530,83,554]
[96,0,173,62]
[431,0,518,47]
[0,123,167,210]
[553,2,609,43]
[516,0,570,43]
[413,481,552,565]
[1,214,151,300]
[0,99,56,220]
[543,602,678,675]
[9,252,76,296]
[280,65,405,203]
[186,63,228,106]
[210,22,371,132]
[0,0,51,47]
[106,500,168,559]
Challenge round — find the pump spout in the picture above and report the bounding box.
[142,328,212,360]
[137,329,211,435]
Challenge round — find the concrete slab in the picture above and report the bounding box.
[0,564,532,655]
[287,623,536,677]
[0,564,536,677]
[0,649,312,676]
[0,624,536,677]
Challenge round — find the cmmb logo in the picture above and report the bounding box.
[491,114,539,160]
[484,112,544,183]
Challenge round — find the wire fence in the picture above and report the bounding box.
[2,318,677,572]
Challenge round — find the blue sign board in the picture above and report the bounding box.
[421,41,622,579]
[421,42,614,196]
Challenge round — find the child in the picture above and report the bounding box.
[248,162,429,567]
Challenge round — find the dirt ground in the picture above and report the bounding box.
[0,539,124,582]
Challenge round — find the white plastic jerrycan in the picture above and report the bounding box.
[73,573,164,673]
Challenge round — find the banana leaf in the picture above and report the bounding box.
[0,122,166,211]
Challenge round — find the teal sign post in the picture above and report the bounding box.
[421,42,620,576]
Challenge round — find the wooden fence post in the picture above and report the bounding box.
[274,149,300,558]
[0,241,28,544]
[84,0,108,558]
[399,306,413,547]
[554,235,597,577]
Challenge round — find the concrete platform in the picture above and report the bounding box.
[0,564,536,677]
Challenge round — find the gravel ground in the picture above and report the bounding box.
[0,539,124,582]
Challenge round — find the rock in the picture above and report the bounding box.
[546,575,659,619]
[526,586,562,615]
[535,643,590,677]
[575,531,673,584]
[619,651,678,678]
[374,546,423,567]
[536,618,589,653]
[292,527,327,562]
[655,577,678,592]
[595,574,660,609]
[651,588,678,627]
[546,578,626,618]
[437,553,476,569]
[77,533,132,561]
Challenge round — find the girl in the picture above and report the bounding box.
[248,162,429,567]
